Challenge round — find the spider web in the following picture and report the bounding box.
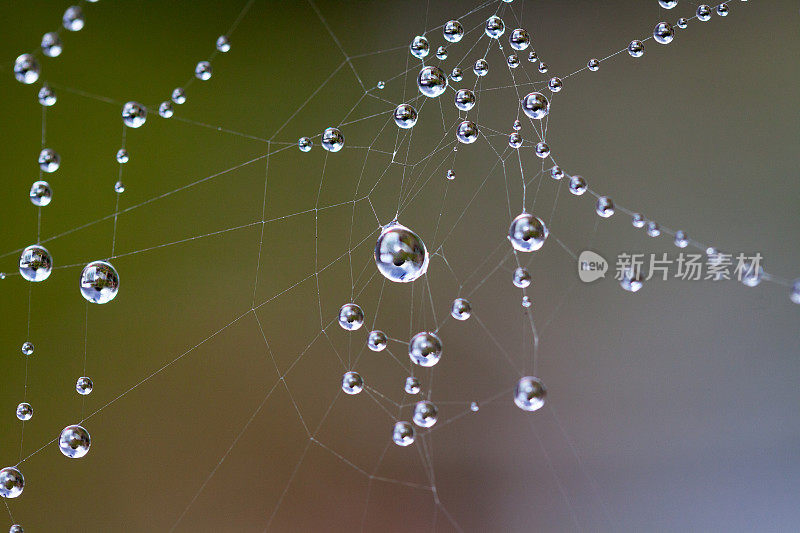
[1,0,799,531]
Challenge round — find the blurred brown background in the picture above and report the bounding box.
[0,1,798,531]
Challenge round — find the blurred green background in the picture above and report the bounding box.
[0,1,799,531]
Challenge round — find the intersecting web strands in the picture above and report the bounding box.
[1,0,800,531]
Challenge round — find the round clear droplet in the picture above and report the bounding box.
[19,245,52,282]
[58,425,91,458]
[508,213,548,252]
[404,376,421,395]
[0,467,24,498]
[338,303,364,331]
[80,261,120,304]
[76,376,93,395]
[321,127,344,152]
[122,101,147,128]
[514,376,546,411]
[521,92,549,120]
[392,421,415,446]
[368,330,387,352]
[15,403,32,421]
[341,371,364,395]
[29,181,52,207]
[450,298,471,320]
[413,401,438,427]
[374,222,429,283]
[408,331,442,367]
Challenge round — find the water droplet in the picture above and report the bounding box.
[392,421,415,446]
[62,6,84,31]
[393,104,418,129]
[195,61,212,81]
[376,81,385,89]
[628,40,645,57]
[21,342,33,356]
[41,32,62,57]
[9,524,23,533]
[631,213,645,228]
[436,46,447,60]
[547,76,563,92]
[485,16,505,39]
[677,18,688,29]
[790,279,800,304]
[596,196,615,217]
[122,101,147,128]
[470,401,480,412]
[568,175,587,195]
[674,231,689,248]
[321,127,345,152]
[513,119,522,131]
[13,54,39,85]
[216,35,231,53]
[0,467,24,498]
[588,58,600,71]
[509,132,522,149]
[410,35,430,59]
[404,376,421,395]
[550,166,564,180]
[509,28,530,50]
[508,213,548,252]
[513,267,531,288]
[443,20,464,43]
[15,403,32,421]
[115,148,129,164]
[19,245,52,282]
[535,141,550,159]
[451,298,471,320]
[620,267,644,292]
[158,101,174,119]
[514,376,546,411]
[716,3,729,16]
[298,137,312,152]
[528,51,538,63]
[368,330,387,352]
[80,261,120,304]
[446,169,456,180]
[341,371,364,395]
[409,331,442,367]
[75,376,94,396]
[171,87,187,105]
[521,92,549,120]
[697,5,712,21]
[522,295,532,307]
[659,0,678,8]
[456,120,479,144]
[740,261,763,287]
[29,181,52,207]
[374,222,429,283]
[114,181,125,194]
[38,85,57,106]
[58,425,91,458]
[454,89,476,111]
[76,377,93,395]
[646,221,661,237]
[38,148,60,173]
[413,401,438,427]
[538,62,549,73]
[653,22,674,44]
[338,303,364,331]
[473,58,489,77]
[507,54,520,68]
[450,67,463,82]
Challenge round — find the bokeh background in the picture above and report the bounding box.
[0,1,798,531]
